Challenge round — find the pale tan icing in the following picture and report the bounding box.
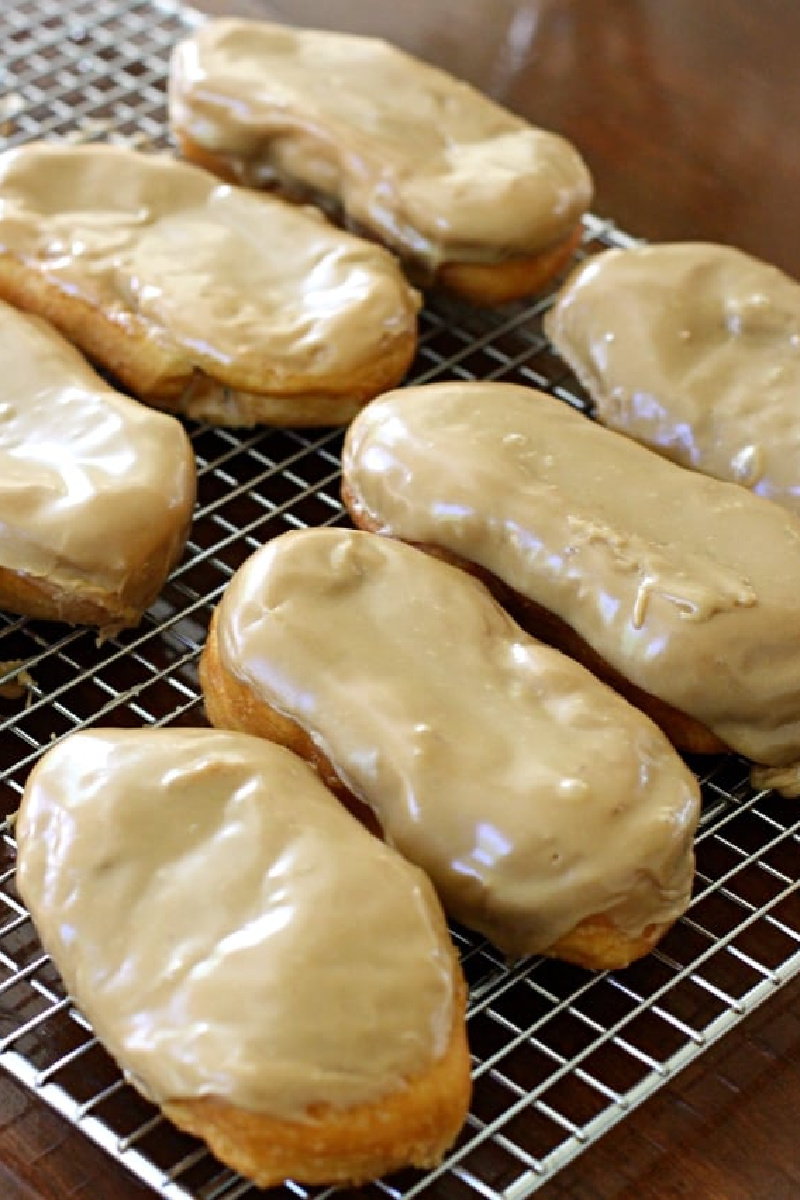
[0,142,418,391]
[0,299,194,599]
[16,728,455,1117]
[545,243,800,514]
[168,19,593,271]
[343,382,800,766]
[214,528,700,957]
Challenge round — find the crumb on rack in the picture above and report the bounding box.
[0,91,25,136]
[60,117,114,144]
[55,118,156,150]
[0,660,36,704]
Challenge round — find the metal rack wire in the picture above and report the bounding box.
[0,2,798,1197]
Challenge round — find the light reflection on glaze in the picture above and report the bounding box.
[168,19,593,271]
[0,299,194,589]
[214,528,700,958]
[0,142,419,385]
[545,243,800,514]
[16,728,455,1117]
[343,381,800,766]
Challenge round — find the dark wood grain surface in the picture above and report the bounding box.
[3,1,799,1197]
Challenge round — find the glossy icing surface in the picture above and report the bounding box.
[545,243,800,513]
[0,142,418,390]
[214,528,700,957]
[0,298,194,593]
[343,382,800,765]
[169,19,593,270]
[16,728,455,1117]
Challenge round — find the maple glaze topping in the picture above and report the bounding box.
[545,243,800,514]
[17,728,455,1117]
[169,19,592,270]
[214,528,700,957]
[343,382,800,766]
[0,298,194,599]
[0,142,419,390]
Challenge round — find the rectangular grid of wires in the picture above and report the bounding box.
[0,2,799,1197]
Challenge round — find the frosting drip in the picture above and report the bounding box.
[214,528,700,957]
[562,514,756,627]
[545,243,800,515]
[168,19,593,270]
[16,728,455,1117]
[343,382,800,765]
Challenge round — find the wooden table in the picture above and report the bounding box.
[1,1,798,1196]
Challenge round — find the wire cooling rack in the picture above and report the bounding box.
[0,2,799,1197]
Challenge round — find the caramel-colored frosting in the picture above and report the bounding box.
[545,243,800,514]
[168,19,593,272]
[0,298,194,613]
[16,728,455,1117]
[213,528,700,957]
[343,382,800,766]
[0,142,418,395]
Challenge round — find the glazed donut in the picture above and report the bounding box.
[343,380,800,767]
[0,143,419,427]
[200,527,701,968]
[169,19,592,305]
[546,242,800,514]
[0,298,194,632]
[17,727,470,1187]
